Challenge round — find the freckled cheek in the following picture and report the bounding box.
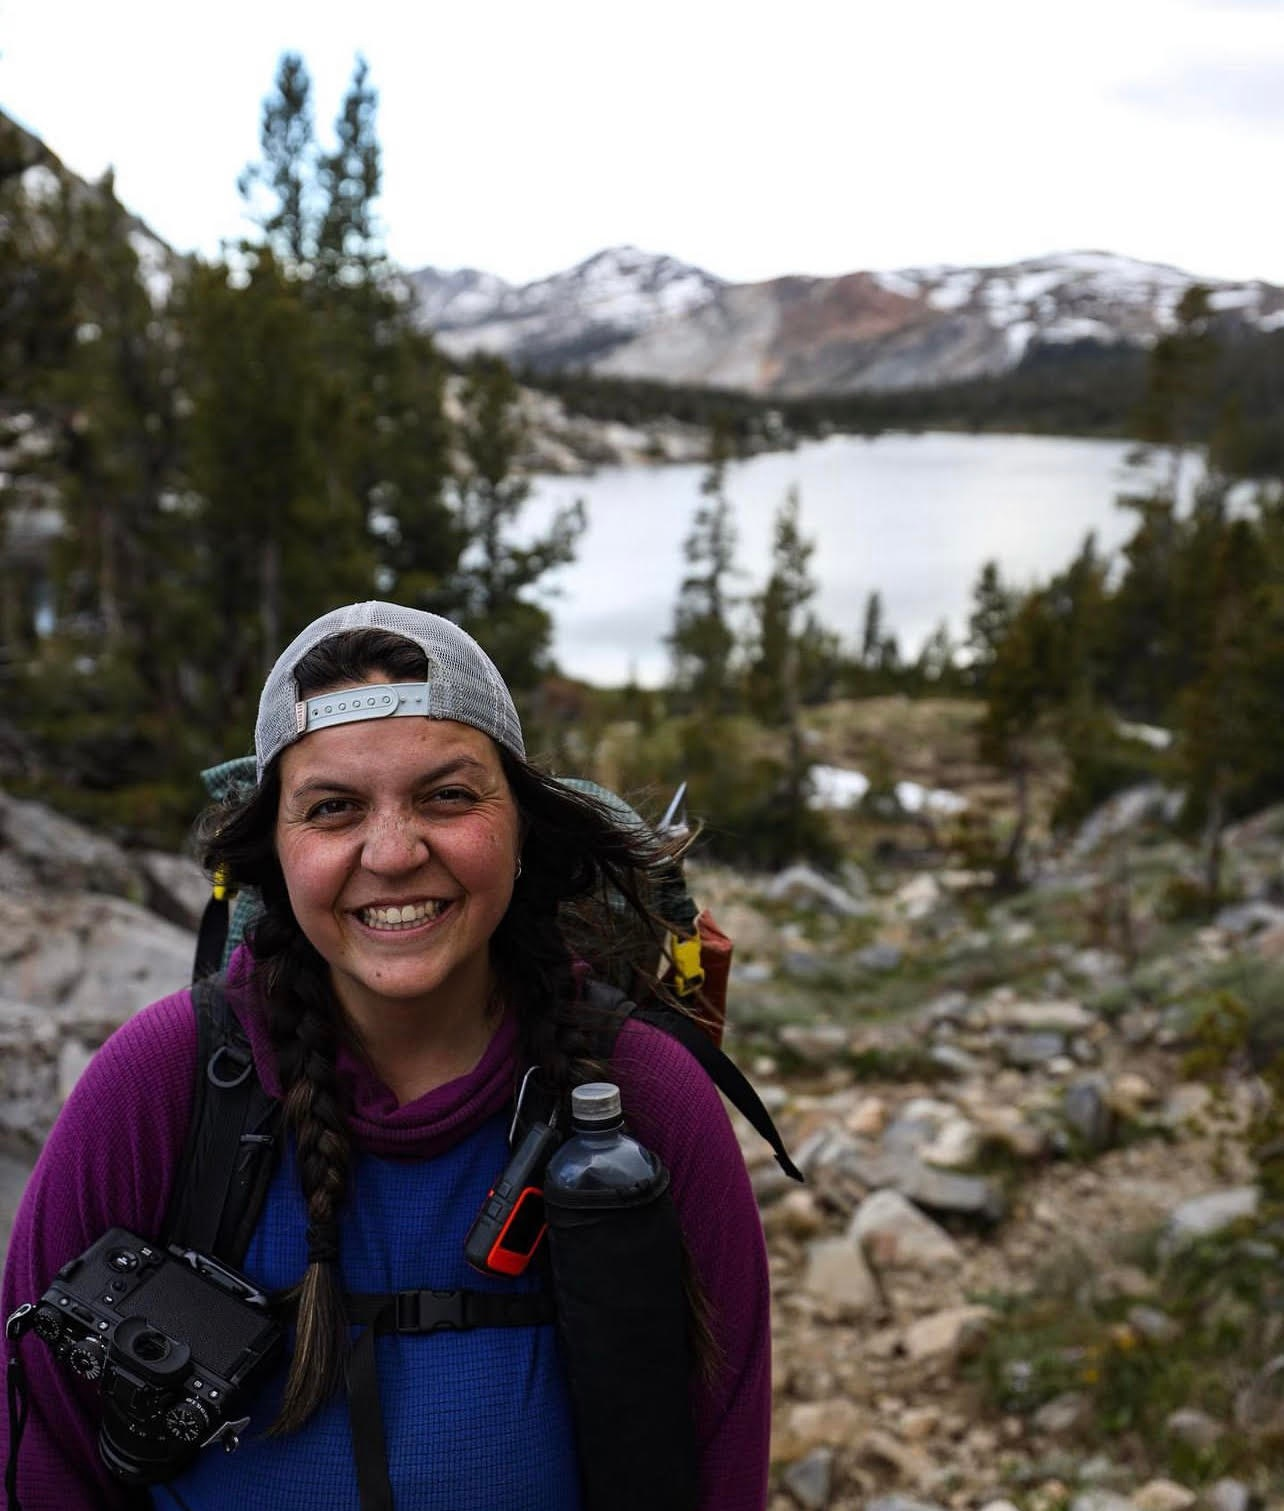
[277,837,343,921]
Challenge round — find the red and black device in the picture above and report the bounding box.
[464,1119,561,1277]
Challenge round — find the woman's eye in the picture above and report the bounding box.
[307,797,355,820]
[429,786,474,807]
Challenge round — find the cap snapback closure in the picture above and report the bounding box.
[295,682,433,737]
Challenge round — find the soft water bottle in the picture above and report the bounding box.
[544,1082,698,1511]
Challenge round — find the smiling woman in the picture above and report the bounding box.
[273,710,521,1094]
[0,602,773,1511]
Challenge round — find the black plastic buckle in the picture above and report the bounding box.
[394,1290,466,1334]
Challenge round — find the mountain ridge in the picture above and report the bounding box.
[409,244,1284,398]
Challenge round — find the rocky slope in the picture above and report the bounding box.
[412,245,1284,398]
[1,762,1280,1510]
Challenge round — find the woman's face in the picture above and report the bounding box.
[273,701,521,1034]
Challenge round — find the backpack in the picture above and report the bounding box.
[174,763,799,1511]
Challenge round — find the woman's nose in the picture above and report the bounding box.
[361,812,429,873]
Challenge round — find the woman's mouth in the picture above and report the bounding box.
[356,900,451,932]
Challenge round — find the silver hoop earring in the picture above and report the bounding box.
[514,859,523,880]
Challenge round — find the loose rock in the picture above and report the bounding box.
[852,1189,963,1272]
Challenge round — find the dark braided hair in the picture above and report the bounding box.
[200,629,681,1430]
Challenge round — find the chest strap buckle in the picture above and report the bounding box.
[393,1289,466,1333]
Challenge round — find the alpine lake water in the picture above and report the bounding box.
[525,430,1160,687]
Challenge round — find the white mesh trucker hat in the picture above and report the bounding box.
[254,602,525,781]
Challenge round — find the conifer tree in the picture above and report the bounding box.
[745,488,823,860]
[668,422,739,710]
[225,51,457,674]
[966,560,1015,693]
[239,53,317,271]
[746,488,814,726]
[1175,493,1269,897]
[0,119,80,657]
[316,56,381,287]
[451,354,584,695]
[182,250,374,719]
[978,590,1061,885]
[859,590,884,670]
[1135,285,1217,501]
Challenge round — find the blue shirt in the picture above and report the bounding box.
[154,1111,581,1511]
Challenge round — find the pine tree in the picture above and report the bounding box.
[746,488,814,726]
[239,53,317,271]
[978,590,1061,886]
[860,590,884,670]
[668,423,739,710]
[225,52,457,671]
[966,560,1015,693]
[450,354,584,696]
[1135,285,1218,502]
[316,56,381,287]
[182,250,374,723]
[0,119,81,658]
[1175,493,1269,898]
[745,489,824,861]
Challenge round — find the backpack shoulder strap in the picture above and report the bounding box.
[583,980,803,1184]
[164,975,282,1265]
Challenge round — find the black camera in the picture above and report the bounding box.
[30,1227,283,1484]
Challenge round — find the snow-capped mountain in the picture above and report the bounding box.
[410,246,1284,396]
[409,246,725,369]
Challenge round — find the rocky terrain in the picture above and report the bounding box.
[1,735,1280,1510]
[412,245,1284,398]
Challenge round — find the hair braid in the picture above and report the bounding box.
[264,940,354,1435]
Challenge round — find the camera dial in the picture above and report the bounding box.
[33,1306,63,1344]
[164,1399,214,1444]
[67,1340,104,1380]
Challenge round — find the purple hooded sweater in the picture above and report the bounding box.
[1,949,771,1510]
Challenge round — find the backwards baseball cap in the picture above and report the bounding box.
[254,601,525,782]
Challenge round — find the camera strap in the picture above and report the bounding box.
[5,1305,36,1511]
[341,1288,553,1511]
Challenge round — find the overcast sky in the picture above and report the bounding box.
[3,0,1283,287]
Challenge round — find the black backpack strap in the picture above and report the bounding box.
[343,1288,553,1511]
[592,984,803,1184]
[164,976,282,1265]
[192,889,231,984]
[346,1288,553,1334]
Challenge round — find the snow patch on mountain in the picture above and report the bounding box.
[872,269,923,300]
[927,270,980,312]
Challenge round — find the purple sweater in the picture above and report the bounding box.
[1,953,771,1509]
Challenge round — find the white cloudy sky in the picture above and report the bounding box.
[3,0,1282,287]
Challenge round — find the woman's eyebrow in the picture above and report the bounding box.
[286,755,492,803]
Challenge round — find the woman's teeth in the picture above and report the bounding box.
[359,901,445,930]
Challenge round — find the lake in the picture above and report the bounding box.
[525,431,1155,687]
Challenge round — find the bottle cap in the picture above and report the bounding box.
[570,1082,622,1125]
